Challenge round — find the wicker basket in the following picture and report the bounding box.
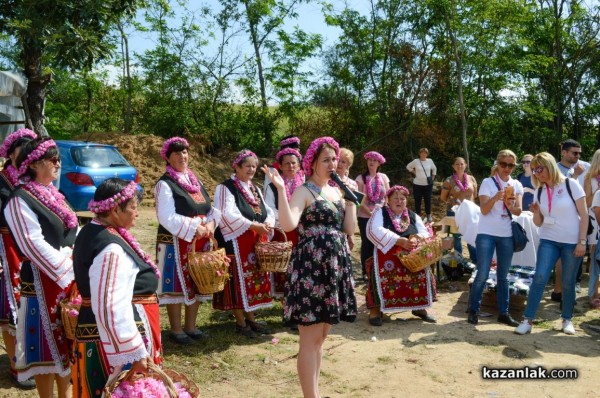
[255,229,293,273]
[60,285,80,340]
[105,361,199,398]
[187,238,229,295]
[396,237,443,273]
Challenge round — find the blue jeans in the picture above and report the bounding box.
[469,234,514,314]
[524,239,579,320]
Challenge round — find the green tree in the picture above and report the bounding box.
[0,0,141,136]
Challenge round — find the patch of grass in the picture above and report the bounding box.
[377,355,395,364]
[147,221,159,227]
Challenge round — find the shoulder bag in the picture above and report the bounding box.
[420,160,433,185]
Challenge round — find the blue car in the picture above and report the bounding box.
[55,140,142,211]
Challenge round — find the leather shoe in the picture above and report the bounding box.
[497,313,520,327]
[368,316,382,326]
[411,310,437,323]
[169,332,196,345]
[185,329,209,340]
[246,320,272,335]
[235,323,257,338]
[550,291,562,302]
[467,311,478,325]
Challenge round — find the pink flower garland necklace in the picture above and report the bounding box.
[283,171,304,201]
[4,165,20,186]
[365,173,383,203]
[166,165,200,194]
[24,181,78,229]
[453,173,469,192]
[232,177,261,208]
[386,206,410,233]
[113,225,161,279]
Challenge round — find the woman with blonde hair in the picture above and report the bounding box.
[515,152,587,335]
[583,149,600,306]
[333,148,358,250]
[467,149,523,327]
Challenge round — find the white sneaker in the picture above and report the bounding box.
[562,320,576,335]
[514,320,532,335]
[575,283,582,293]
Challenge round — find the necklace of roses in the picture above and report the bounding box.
[4,165,20,187]
[97,219,161,279]
[365,173,383,203]
[23,181,78,229]
[386,206,410,233]
[283,171,304,202]
[166,165,201,194]
[453,173,469,192]
[232,177,262,214]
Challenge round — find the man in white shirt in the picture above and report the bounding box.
[553,138,589,301]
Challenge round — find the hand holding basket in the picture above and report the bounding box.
[255,228,293,273]
[395,236,442,273]
[187,237,229,294]
[60,283,81,340]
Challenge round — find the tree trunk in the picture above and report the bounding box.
[242,0,271,145]
[22,38,50,137]
[118,20,132,134]
[445,13,469,168]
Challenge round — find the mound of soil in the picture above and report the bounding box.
[79,133,253,199]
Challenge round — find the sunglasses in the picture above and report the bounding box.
[521,160,531,164]
[46,157,61,165]
[569,150,581,156]
[532,166,544,175]
[498,161,516,169]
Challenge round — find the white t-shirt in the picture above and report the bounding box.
[406,158,437,186]
[534,178,584,244]
[477,176,523,237]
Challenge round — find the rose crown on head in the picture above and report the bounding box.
[0,128,37,158]
[302,136,340,177]
[160,137,189,161]
[364,151,386,165]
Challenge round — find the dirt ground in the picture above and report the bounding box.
[1,134,600,397]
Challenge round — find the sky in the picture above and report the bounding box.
[101,0,369,85]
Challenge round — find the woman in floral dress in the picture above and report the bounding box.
[263,136,357,398]
[366,185,436,326]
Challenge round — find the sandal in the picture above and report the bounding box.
[368,316,382,326]
[246,320,272,335]
[235,324,257,338]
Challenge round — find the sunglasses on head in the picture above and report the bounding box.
[532,166,544,174]
[498,161,516,169]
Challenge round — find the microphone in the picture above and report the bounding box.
[330,172,361,205]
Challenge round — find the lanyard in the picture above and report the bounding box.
[545,184,555,214]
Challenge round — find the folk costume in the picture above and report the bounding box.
[365,206,434,313]
[4,184,77,381]
[72,221,162,398]
[283,183,357,325]
[213,176,274,311]
[264,172,303,297]
[0,167,22,333]
[155,171,220,304]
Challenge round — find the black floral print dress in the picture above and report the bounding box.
[284,186,357,326]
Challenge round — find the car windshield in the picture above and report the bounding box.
[71,146,130,168]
